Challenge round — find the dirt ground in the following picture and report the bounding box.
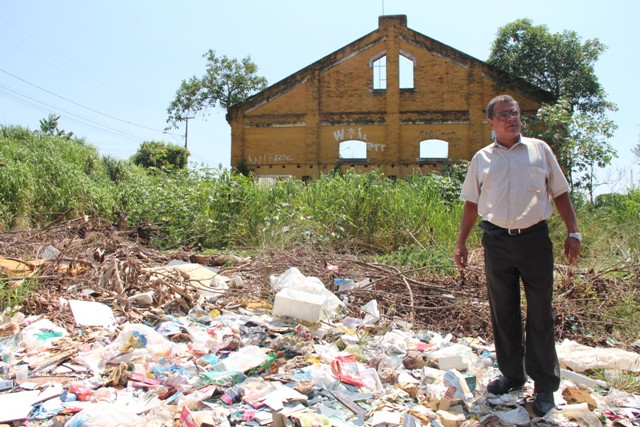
[0,216,494,339]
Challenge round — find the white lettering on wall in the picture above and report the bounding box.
[248,153,293,165]
[367,143,386,152]
[333,127,369,142]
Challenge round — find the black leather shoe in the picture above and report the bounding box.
[533,391,555,416]
[486,376,526,394]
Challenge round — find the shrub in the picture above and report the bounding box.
[131,141,189,170]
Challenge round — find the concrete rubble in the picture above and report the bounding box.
[1,262,639,427]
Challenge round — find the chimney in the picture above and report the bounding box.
[378,15,407,30]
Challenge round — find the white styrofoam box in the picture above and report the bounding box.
[426,343,474,371]
[437,355,467,371]
[272,288,327,323]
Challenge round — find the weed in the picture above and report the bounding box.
[589,367,640,394]
[0,276,40,315]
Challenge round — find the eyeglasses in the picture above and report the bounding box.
[492,110,520,120]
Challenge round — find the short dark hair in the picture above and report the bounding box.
[487,95,519,119]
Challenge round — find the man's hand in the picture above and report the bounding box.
[564,237,581,265]
[454,244,468,269]
[455,201,478,271]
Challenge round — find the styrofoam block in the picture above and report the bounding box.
[437,355,467,371]
[273,288,327,323]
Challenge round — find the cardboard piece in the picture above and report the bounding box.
[146,261,229,300]
[370,410,402,426]
[0,390,40,423]
[68,299,116,327]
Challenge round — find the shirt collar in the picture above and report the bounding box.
[492,135,523,150]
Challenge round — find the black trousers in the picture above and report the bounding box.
[481,221,560,392]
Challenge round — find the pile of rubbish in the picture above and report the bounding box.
[1,256,640,426]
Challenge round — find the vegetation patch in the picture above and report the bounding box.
[1,127,639,350]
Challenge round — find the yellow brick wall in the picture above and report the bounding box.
[228,15,549,180]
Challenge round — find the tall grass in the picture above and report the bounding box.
[0,126,116,228]
[116,168,465,256]
[1,125,638,268]
[297,171,458,248]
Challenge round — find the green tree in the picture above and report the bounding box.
[488,19,617,194]
[488,18,608,115]
[39,114,74,139]
[131,141,189,170]
[534,98,617,202]
[39,114,58,135]
[166,50,268,129]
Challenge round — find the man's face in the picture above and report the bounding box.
[489,101,521,143]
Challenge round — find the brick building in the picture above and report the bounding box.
[226,15,551,181]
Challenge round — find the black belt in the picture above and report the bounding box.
[479,220,547,236]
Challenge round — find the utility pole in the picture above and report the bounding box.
[184,117,194,150]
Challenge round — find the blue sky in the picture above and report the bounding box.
[1,1,638,193]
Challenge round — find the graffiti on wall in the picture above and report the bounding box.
[366,143,386,152]
[334,127,386,153]
[419,130,462,144]
[333,127,369,142]
[248,153,293,165]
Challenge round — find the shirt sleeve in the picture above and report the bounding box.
[460,155,481,203]
[544,143,571,198]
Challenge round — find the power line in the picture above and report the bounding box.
[0,15,161,110]
[0,68,169,136]
[0,83,147,141]
[0,85,144,141]
[0,16,188,146]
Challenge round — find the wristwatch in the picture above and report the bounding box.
[568,232,583,242]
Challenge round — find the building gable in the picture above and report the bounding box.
[227,15,552,180]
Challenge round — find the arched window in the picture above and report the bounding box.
[371,53,386,90]
[399,51,415,89]
[370,50,415,91]
[419,139,449,160]
[339,140,367,160]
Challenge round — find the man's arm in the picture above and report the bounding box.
[554,191,581,265]
[454,201,479,269]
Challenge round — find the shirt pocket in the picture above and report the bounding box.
[528,167,547,192]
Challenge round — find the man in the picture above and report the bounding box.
[454,94,582,416]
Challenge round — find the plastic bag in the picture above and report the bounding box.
[561,403,602,427]
[557,339,640,372]
[0,322,21,363]
[222,345,269,373]
[64,403,144,426]
[361,299,380,325]
[270,267,343,319]
[76,323,175,374]
[495,406,531,426]
[380,329,410,354]
[331,354,365,387]
[21,319,68,353]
